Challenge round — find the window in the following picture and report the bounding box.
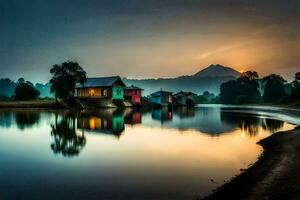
[89,89,95,96]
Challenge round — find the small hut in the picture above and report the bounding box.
[173,91,197,107]
[124,85,144,106]
[150,90,173,107]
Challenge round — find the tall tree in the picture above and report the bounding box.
[262,74,287,102]
[220,71,261,104]
[49,61,86,102]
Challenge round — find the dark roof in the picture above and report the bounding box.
[150,90,172,96]
[174,91,197,97]
[76,76,125,88]
[125,85,144,90]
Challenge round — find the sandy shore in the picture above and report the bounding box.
[202,126,300,200]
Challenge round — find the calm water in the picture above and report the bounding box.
[0,105,299,200]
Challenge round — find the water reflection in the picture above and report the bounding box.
[16,112,40,130]
[152,107,173,124]
[263,118,284,132]
[0,110,41,130]
[0,106,298,200]
[0,110,14,128]
[173,106,195,118]
[77,109,125,137]
[221,112,284,136]
[152,106,236,135]
[51,112,86,157]
[124,108,142,125]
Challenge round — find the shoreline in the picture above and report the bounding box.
[0,100,67,109]
[201,126,300,200]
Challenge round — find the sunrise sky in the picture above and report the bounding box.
[1,0,299,82]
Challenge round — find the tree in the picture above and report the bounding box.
[14,82,40,100]
[284,72,300,103]
[49,61,86,102]
[241,71,259,80]
[17,78,25,84]
[296,72,300,81]
[262,74,287,102]
[220,71,261,104]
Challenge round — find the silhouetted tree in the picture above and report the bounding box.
[220,71,261,104]
[17,78,25,84]
[296,72,300,81]
[284,72,300,103]
[14,82,40,100]
[51,113,86,157]
[49,61,86,102]
[262,74,286,102]
[241,71,259,80]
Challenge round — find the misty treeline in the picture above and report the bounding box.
[0,77,52,100]
[0,61,86,102]
[219,71,300,105]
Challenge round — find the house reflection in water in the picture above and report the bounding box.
[174,107,195,119]
[152,107,173,124]
[77,109,125,137]
[124,109,142,126]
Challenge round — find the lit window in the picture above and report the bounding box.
[89,89,95,96]
[89,118,95,129]
[103,89,107,96]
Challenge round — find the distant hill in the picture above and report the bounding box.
[124,64,241,95]
[194,64,241,78]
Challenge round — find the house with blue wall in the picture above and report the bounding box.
[150,90,173,107]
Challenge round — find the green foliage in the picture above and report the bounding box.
[14,82,40,100]
[49,61,87,101]
[220,71,261,104]
[262,74,287,103]
[196,91,216,104]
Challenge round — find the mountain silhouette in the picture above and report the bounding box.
[194,64,240,78]
[124,64,241,95]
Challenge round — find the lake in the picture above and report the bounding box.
[0,105,299,200]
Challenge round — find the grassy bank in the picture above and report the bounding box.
[201,126,300,200]
[0,100,67,109]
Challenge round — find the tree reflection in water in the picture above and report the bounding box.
[262,118,284,133]
[0,110,14,128]
[221,112,285,137]
[15,111,40,130]
[51,113,86,157]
